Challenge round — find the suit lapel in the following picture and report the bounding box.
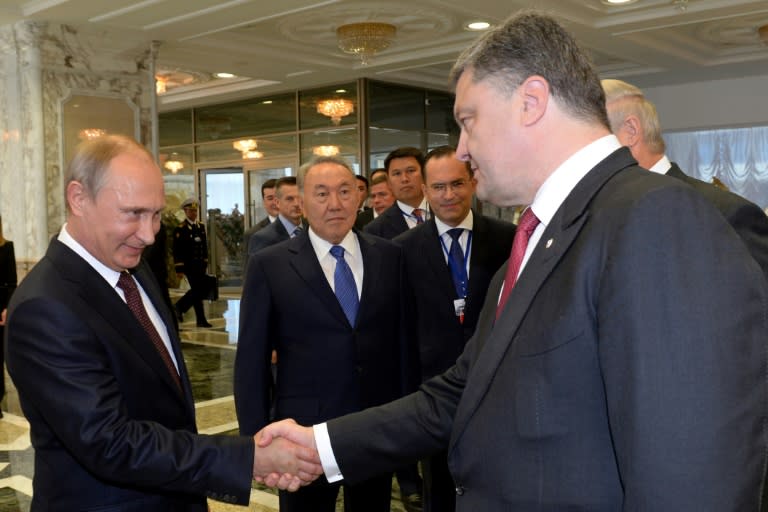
[356,232,382,327]
[421,221,457,300]
[450,148,638,444]
[48,241,189,402]
[465,213,492,308]
[287,233,350,327]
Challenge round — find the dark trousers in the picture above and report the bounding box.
[396,463,423,496]
[278,473,391,512]
[175,270,207,322]
[423,452,456,512]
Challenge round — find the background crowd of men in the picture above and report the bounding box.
[5,9,768,512]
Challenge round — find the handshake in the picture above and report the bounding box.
[251,419,323,491]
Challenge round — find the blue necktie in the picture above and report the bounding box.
[446,228,468,298]
[330,246,359,326]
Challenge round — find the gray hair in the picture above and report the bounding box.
[602,78,666,154]
[64,135,153,211]
[297,156,355,190]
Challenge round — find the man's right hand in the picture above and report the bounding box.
[254,419,321,490]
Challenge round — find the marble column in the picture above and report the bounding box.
[0,21,155,272]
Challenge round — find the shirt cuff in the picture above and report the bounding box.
[313,423,343,483]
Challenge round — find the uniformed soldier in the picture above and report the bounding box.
[173,197,212,327]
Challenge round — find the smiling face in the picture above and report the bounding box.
[67,149,165,272]
[423,155,476,227]
[387,156,424,207]
[454,71,535,207]
[303,162,358,244]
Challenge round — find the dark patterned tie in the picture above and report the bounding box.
[329,246,359,326]
[117,272,182,390]
[496,208,540,320]
[447,228,468,298]
[412,208,425,224]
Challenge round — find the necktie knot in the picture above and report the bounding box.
[518,208,539,237]
[412,208,425,224]
[291,224,303,238]
[330,245,345,260]
[496,207,540,320]
[447,228,463,242]
[117,271,136,292]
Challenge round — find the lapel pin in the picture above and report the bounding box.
[545,238,554,249]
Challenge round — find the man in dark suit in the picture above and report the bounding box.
[395,145,515,511]
[355,174,370,211]
[235,156,413,512]
[259,12,768,510]
[172,197,212,327]
[242,178,278,269]
[354,172,395,230]
[247,176,304,257]
[602,78,768,277]
[364,147,429,239]
[4,135,320,511]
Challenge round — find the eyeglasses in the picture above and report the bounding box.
[428,179,468,194]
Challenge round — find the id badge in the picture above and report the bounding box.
[454,298,466,324]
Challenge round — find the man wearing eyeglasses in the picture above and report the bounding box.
[393,145,516,512]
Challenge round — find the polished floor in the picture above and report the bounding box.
[0,290,413,511]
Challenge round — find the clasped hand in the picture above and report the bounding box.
[252,419,322,491]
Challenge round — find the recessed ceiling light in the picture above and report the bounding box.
[466,21,490,31]
[601,0,638,5]
[214,72,236,79]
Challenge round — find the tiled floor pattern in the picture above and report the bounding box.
[0,292,412,511]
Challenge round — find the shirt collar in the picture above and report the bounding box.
[58,223,123,288]
[530,135,622,228]
[308,228,360,262]
[278,214,300,234]
[434,210,474,237]
[396,198,428,215]
[648,154,672,175]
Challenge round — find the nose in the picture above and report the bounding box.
[137,215,157,246]
[456,132,470,162]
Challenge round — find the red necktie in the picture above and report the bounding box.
[496,208,540,319]
[412,208,425,224]
[117,272,182,390]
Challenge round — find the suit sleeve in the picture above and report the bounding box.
[596,187,767,509]
[723,200,768,280]
[234,255,275,435]
[5,295,254,503]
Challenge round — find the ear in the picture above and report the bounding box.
[519,76,549,126]
[421,183,428,197]
[66,180,88,217]
[621,115,642,147]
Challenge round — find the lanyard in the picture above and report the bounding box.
[439,230,473,296]
[400,207,427,223]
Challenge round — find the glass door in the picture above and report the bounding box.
[200,167,244,287]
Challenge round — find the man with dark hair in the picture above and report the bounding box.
[260,11,768,510]
[355,174,370,212]
[364,147,429,240]
[602,78,768,277]
[236,156,413,512]
[395,146,515,511]
[243,178,279,270]
[354,171,395,230]
[247,176,304,257]
[5,135,320,511]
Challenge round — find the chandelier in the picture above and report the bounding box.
[233,139,258,153]
[243,149,264,159]
[316,99,355,125]
[164,153,184,174]
[313,145,340,156]
[336,22,396,65]
[78,128,106,140]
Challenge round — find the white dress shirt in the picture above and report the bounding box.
[435,210,474,279]
[307,228,364,298]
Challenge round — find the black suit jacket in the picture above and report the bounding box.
[242,216,272,270]
[363,203,409,240]
[247,216,291,256]
[667,162,768,278]
[394,213,515,380]
[354,208,375,231]
[325,147,768,510]
[6,239,253,511]
[235,230,414,436]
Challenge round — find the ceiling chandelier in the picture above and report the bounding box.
[243,149,264,159]
[233,139,258,153]
[78,128,106,140]
[164,153,184,174]
[313,145,340,156]
[336,22,396,65]
[316,99,355,125]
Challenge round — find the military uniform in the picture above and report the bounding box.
[173,216,211,327]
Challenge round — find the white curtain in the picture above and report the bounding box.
[664,126,768,209]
